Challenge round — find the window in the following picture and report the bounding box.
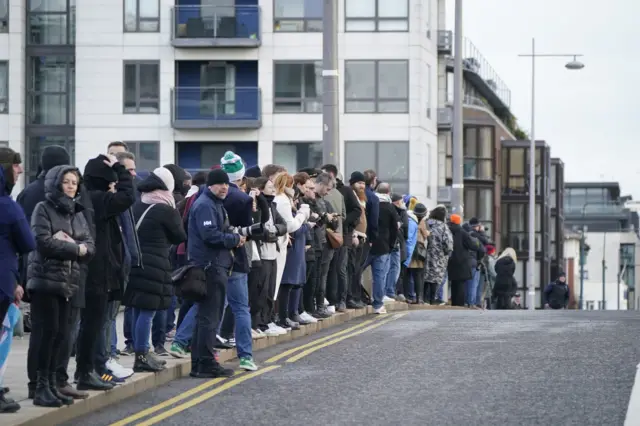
[124,0,160,32]
[27,56,75,125]
[274,0,322,32]
[28,0,75,45]
[461,126,493,180]
[463,186,493,236]
[123,61,160,114]
[0,0,7,33]
[426,64,431,119]
[345,60,409,113]
[507,204,525,232]
[345,0,409,32]
[274,62,322,113]
[27,136,75,181]
[0,141,7,147]
[345,141,409,193]
[123,141,160,174]
[273,142,322,172]
[503,147,526,193]
[0,62,6,113]
[198,63,236,116]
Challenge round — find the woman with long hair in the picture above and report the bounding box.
[492,247,518,309]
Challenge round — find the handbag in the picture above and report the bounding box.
[326,229,343,249]
[172,264,207,302]
[415,242,427,262]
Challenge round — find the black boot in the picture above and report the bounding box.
[0,388,20,413]
[414,276,425,304]
[195,358,234,379]
[134,352,165,373]
[76,371,114,391]
[49,373,73,405]
[33,372,63,407]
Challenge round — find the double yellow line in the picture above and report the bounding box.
[110,313,405,426]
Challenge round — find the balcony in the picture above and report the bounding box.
[437,30,452,54]
[438,107,452,130]
[564,202,627,219]
[171,5,261,48]
[171,87,262,130]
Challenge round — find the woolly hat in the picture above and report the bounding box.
[220,151,245,182]
[41,145,71,173]
[414,203,428,217]
[152,167,175,193]
[245,165,262,178]
[349,171,366,185]
[391,193,403,203]
[450,214,462,225]
[469,217,480,226]
[207,169,230,186]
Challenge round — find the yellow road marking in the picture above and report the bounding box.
[135,366,281,426]
[265,316,385,364]
[286,313,406,363]
[109,372,243,426]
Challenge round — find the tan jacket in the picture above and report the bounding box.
[408,216,430,269]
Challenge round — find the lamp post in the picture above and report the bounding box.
[518,39,584,310]
[450,0,464,218]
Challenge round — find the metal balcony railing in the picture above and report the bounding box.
[564,203,626,216]
[171,5,261,46]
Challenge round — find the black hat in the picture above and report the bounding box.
[391,193,403,203]
[349,171,366,185]
[245,165,262,178]
[207,169,230,186]
[84,155,118,191]
[469,217,480,226]
[414,203,428,216]
[557,270,566,278]
[41,145,71,172]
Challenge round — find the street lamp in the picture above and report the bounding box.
[519,39,584,310]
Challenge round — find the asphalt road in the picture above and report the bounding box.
[63,310,640,426]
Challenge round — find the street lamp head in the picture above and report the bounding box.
[565,56,585,70]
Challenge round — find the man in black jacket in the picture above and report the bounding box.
[370,183,400,314]
[75,154,135,391]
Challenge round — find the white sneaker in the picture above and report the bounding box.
[263,327,281,337]
[252,329,266,339]
[106,358,134,379]
[300,312,318,323]
[268,322,288,335]
[323,298,329,307]
[374,306,388,315]
[327,305,336,314]
[382,296,395,303]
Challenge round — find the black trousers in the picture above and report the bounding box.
[315,245,334,307]
[404,268,425,301]
[303,259,318,313]
[254,259,276,328]
[450,280,466,307]
[192,266,227,364]
[76,292,108,375]
[424,282,438,304]
[348,242,365,302]
[29,292,71,375]
[331,245,349,306]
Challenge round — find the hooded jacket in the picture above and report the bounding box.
[27,166,95,299]
[493,256,518,297]
[335,179,361,245]
[544,278,569,309]
[370,193,400,256]
[0,165,36,300]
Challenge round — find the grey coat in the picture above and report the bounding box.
[425,218,453,284]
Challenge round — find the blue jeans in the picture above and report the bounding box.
[226,272,252,359]
[132,308,156,352]
[465,268,480,306]
[385,249,401,298]
[110,318,117,357]
[95,301,119,370]
[123,306,133,345]
[437,272,448,301]
[174,304,198,348]
[371,254,391,309]
[152,309,167,348]
[166,295,177,332]
[475,272,486,306]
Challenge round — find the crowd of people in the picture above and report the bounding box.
[0,142,531,414]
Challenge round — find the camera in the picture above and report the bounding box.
[231,223,263,237]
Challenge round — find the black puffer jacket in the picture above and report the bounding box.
[27,166,95,299]
[493,256,517,297]
[123,173,187,311]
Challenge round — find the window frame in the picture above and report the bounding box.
[344,0,410,33]
[273,0,323,33]
[344,60,409,114]
[273,141,323,172]
[0,0,8,33]
[273,60,323,113]
[123,60,160,114]
[463,185,494,234]
[123,0,161,33]
[122,141,160,174]
[344,140,410,193]
[27,136,75,182]
[502,146,527,193]
[0,61,7,114]
[27,0,75,46]
[27,56,75,125]
[446,125,494,181]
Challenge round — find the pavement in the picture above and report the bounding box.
[34,309,640,426]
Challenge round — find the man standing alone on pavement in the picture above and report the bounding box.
[544,271,570,310]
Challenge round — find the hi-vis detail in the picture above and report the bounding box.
[203,221,212,226]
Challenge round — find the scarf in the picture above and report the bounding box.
[376,193,392,203]
[141,189,176,208]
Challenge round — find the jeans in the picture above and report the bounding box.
[192,266,227,364]
[371,254,391,309]
[132,308,156,353]
[476,272,486,306]
[95,300,119,372]
[177,300,194,330]
[123,306,133,346]
[226,272,252,359]
[174,304,197,348]
[166,295,177,332]
[385,249,401,298]
[437,272,448,301]
[465,268,480,306]
[152,309,167,348]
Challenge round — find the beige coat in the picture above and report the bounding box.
[408,216,430,269]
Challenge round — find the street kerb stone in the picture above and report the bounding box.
[4,301,404,426]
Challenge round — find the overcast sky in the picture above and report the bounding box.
[445,0,637,198]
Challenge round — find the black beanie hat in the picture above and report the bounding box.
[469,217,480,226]
[41,145,71,172]
[207,169,230,186]
[84,155,118,191]
[349,171,366,185]
[245,165,262,178]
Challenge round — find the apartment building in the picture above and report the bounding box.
[0,0,439,202]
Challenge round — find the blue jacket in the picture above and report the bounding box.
[188,188,240,269]
[281,224,308,286]
[543,280,569,308]
[404,212,419,268]
[365,186,379,242]
[222,183,253,274]
[0,165,36,300]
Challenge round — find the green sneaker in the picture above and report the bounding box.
[168,343,188,359]
[239,357,258,371]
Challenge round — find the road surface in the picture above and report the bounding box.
[63,310,640,426]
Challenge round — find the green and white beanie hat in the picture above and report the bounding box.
[220,151,245,182]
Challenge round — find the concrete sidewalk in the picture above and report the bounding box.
[2,302,459,426]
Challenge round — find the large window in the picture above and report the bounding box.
[550,163,557,208]
[122,141,160,174]
[502,147,526,194]
[273,142,322,172]
[27,136,75,181]
[274,61,322,113]
[274,0,322,32]
[620,244,636,290]
[124,0,159,32]
[0,61,7,113]
[28,0,75,45]
[463,186,494,236]
[462,126,493,180]
[0,0,7,33]
[123,61,160,114]
[27,56,75,125]
[345,141,409,194]
[344,60,409,113]
[345,0,409,32]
